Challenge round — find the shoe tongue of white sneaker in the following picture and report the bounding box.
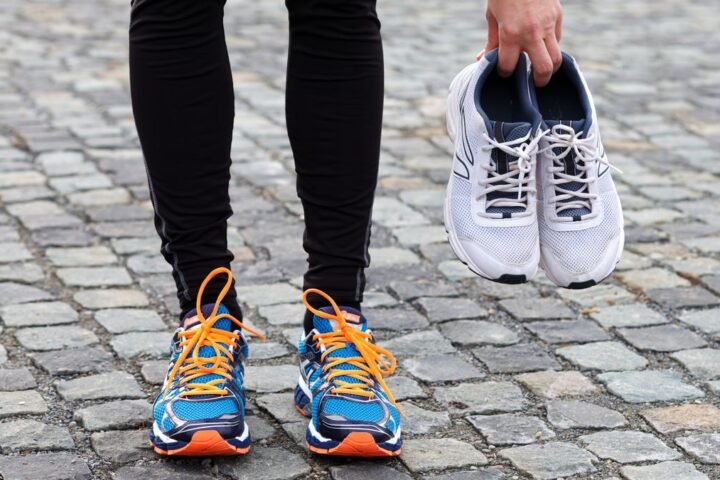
[491,121,532,144]
[545,119,586,136]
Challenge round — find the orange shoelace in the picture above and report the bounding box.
[302,288,401,413]
[162,267,265,400]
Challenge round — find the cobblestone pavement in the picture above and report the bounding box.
[1,0,719,479]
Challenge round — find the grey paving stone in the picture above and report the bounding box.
[620,461,709,480]
[255,393,298,423]
[678,308,720,334]
[415,297,488,323]
[546,400,626,429]
[580,430,681,463]
[370,306,430,331]
[474,344,560,373]
[641,404,720,434]
[15,325,99,351]
[556,283,636,307]
[524,319,610,343]
[0,368,37,391]
[0,420,74,452]
[249,341,290,360]
[31,228,94,248]
[331,463,412,480]
[73,288,149,308]
[245,365,296,392]
[618,324,707,352]
[0,345,6,365]
[423,468,507,480]
[55,371,144,401]
[0,263,45,283]
[389,278,458,300]
[114,465,215,480]
[218,446,311,480]
[646,287,720,309]
[676,433,720,464]
[515,371,598,398]
[0,282,53,306]
[556,341,647,371]
[0,242,32,263]
[403,354,484,382]
[598,370,705,403]
[387,375,425,400]
[589,303,669,328]
[0,453,91,480]
[617,267,691,290]
[74,399,152,431]
[401,438,487,472]
[499,442,597,479]
[401,401,451,434]
[126,253,171,274]
[56,266,133,287]
[110,331,169,359]
[30,347,114,375]
[499,298,574,320]
[94,308,166,333]
[439,320,519,345]
[671,348,720,379]
[468,414,555,445]
[235,283,302,307]
[46,246,117,266]
[90,429,154,463]
[433,381,526,414]
[257,302,303,326]
[245,415,276,441]
[0,390,48,418]
[0,302,78,327]
[140,360,167,385]
[379,330,456,357]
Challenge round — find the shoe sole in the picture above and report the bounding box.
[151,430,250,457]
[444,64,537,284]
[294,382,401,457]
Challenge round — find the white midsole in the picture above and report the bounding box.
[152,420,249,444]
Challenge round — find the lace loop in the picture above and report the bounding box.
[302,289,401,413]
[162,267,265,400]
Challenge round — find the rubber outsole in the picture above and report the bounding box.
[152,430,249,457]
[306,432,401,457]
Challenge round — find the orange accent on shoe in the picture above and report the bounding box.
[152,430,250,457]
[162,267,265,400]
[306,432,400,457]
[301,288,402,415]
[294,403,310,417]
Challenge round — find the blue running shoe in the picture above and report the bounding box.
[150,267,264,456]
[294,289,402,457]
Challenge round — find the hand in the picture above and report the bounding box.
[481,0,563,87]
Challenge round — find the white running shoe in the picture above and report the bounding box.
[444,50,544,284]
[532,53,624,289]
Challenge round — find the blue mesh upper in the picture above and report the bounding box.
[306,307,399,432]
[153,303,245,433]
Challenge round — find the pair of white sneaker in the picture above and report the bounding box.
[444,50,624,289]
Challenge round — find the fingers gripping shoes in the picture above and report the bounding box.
[532,53,624,288]
[294,289,402,457]
[445,50,545,283]
[150,267,265,456]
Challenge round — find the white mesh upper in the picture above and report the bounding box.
[539,189,622,274]
[450,180,538,266]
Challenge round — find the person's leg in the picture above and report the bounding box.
[129,0,241,320]
[285,0,384,331]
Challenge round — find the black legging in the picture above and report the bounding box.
[129,0,383,321]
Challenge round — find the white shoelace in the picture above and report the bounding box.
[540,124,620,215]
[478,130,545,216]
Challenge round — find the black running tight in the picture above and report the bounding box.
[129,0,383,321]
